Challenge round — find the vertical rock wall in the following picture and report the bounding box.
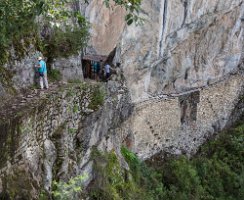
[116,0,244,101]
[81,0,126,55]
[113,0,244,158]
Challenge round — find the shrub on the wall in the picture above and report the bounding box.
[40,22,89,62]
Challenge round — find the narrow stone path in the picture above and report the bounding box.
[134,87,202,108]
[132,74,239,109]
[0,80,101,121]
[0,73,241,120]
[0,83,64,121]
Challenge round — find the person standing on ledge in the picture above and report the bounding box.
[37,57,49,89]
[104,63,111,81]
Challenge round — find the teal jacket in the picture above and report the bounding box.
[38,60,47,73]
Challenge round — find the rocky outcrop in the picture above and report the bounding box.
[51,55,84,82]
[0,77,132,198]
[3,47,41,90]
[2,48,83,94]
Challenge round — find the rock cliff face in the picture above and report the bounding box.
[0,80,132,199]
[111,0,244,158]
[83,0,126,55]
[0,0,244,197]
[115,0,244,100]
[1,48,83,93]
[121,73,244,159]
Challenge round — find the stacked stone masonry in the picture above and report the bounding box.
[0,81,133,199]
[0,84,92,198]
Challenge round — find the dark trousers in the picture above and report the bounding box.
[106,72,110,79]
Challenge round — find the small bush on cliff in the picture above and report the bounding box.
[52,174,87,200]
[0,1,90,66]
[88,85,105,110]
[121,147,167,200]
[104,0,143,25]
[40,21,90,62]
[89,149,126,200]
[48,69,62,82]
[88,147,166,200]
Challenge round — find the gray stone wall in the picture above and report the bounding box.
[0,81,132,199]
[0,84,90,198]
[120,73,244,159]
[51,55,84,82]
[3,48,41,90]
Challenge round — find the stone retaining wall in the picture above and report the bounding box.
[120,73,244,159]
[0,84,91,198]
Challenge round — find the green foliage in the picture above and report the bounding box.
[88,121,244,200]
[88,85,105,110]
[52,174,88,200]
[38,190,49,200]
[0,0,38,65]
[89,147,166,200]
[68,79,83,84]
[103,0,143,25]
[121,146,141,181]
[48,69,62,82]
[0,0,90,67]
[162,157,205,200]
[89,149,143,200]
[121,147,166,200]
[160,121,244,200]
[89,149,125,200]
[73,104,79,113]
[40,16,90,61]
[68,127,77,135]
[0,66,15,94]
